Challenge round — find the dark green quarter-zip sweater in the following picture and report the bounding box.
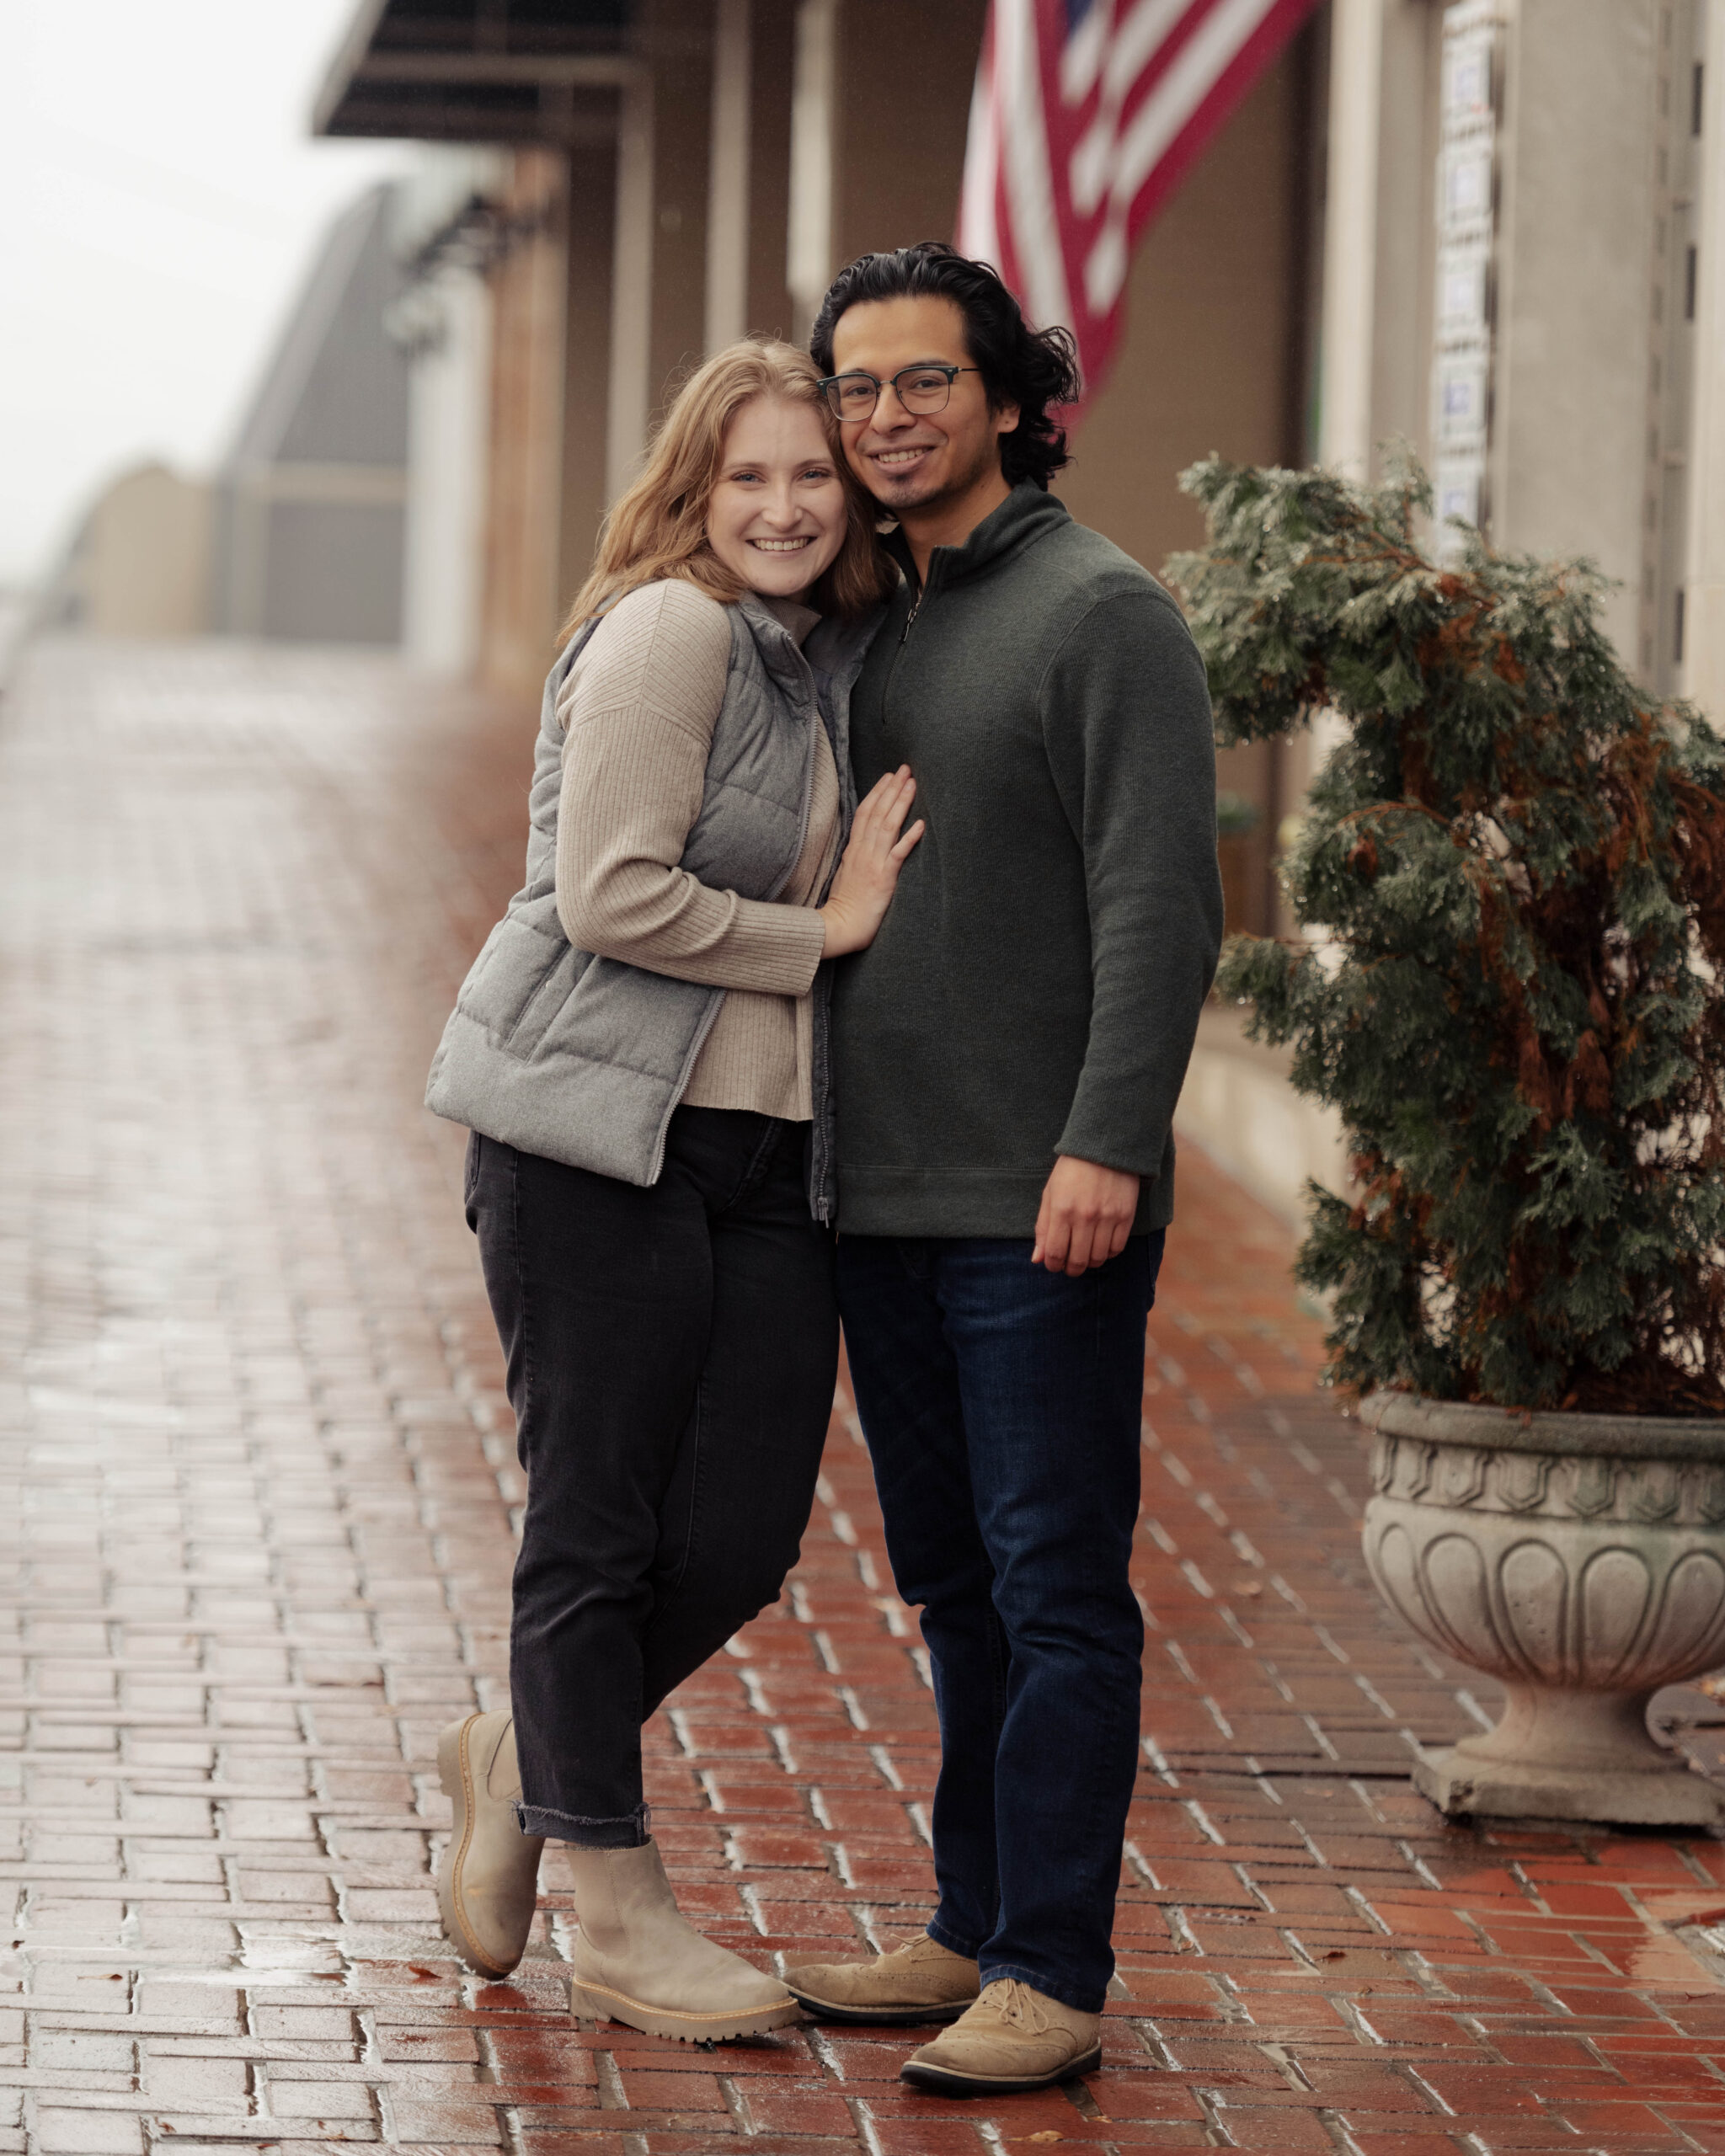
[830,482,1223,1239]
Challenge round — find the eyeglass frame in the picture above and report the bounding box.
[815,364,984,423]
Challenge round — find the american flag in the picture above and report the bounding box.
[959,0,1322,400]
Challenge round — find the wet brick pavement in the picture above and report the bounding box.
[6,636,1725,2155]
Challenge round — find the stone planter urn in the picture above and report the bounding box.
[1361,1391,1725,1825]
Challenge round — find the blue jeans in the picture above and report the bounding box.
[836,1232,1162,2015]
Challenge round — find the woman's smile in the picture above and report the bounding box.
[706,395,849,596]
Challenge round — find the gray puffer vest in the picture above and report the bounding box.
[425,588,879,1223]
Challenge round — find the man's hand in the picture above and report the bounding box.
[1032,1156,1141,1276]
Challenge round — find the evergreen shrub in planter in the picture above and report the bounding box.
[1168,458,1725,1821]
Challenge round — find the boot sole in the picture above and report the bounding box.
[569,1979,802,2042]
[900,2041,1103,2098]
[436,1716,518,1981]
[782,1982,975,2026]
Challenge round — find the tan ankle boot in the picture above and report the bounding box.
[901,1978,1103,2095]
[785,1932,980,2025]
[435,1711,543,1977]
[566,1838,799,2042]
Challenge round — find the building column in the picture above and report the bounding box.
[1317,0,1386,479]
[606,75,657,504]
[1489,0,1662,668]
[788,0,840,339]
[403,268,493,673]
[1308,0,1391,778]
[1683,0,1725,724]
[561,138,619,618]
[706,0,752,351]
[479,151,569,694]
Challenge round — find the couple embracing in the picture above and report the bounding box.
[425,242,1222,2100]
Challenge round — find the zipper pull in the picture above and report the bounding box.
[897,590,923,648]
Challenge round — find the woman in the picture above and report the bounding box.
[423,342,920,2041]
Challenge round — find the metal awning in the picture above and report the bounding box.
[314,0,638,146]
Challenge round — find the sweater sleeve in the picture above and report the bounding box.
[1039,585,1224,1179]
[554,581,828,995]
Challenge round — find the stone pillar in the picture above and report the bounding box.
[1489,0,1662,667]
[1317,0,1387,481]
[479,152,569,696]
[1374,3,1445,470]
[706,0,752,353]
[1316,0,1443,478]
[1301,3,1441,881]
[788,0,840,340]
[403,267,492,672]
[560,138,618,620]
[1311,0,1390,776]
[1683,0,1725,725]
[606,76,657,504]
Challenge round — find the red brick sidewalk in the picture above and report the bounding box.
[5,638,1725,2156]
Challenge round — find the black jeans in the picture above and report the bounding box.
[837,1232,1162,2015]
[465,1108,838,1845]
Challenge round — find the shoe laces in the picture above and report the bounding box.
[985,1978,1051,2035]
[900,1933,952,1963]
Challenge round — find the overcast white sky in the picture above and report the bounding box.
[0,0,409,582]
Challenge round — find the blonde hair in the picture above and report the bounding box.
[561,339,895,639]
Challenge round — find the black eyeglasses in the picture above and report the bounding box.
[816,365,982,422]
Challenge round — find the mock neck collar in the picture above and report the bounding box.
[882,481,1071,594]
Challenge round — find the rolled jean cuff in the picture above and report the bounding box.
[979,1960,1104,2017]
[514,1798,650,1849]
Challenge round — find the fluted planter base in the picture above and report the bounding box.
[1362,1393,1725,1828]
[1413,1684,1725,1824]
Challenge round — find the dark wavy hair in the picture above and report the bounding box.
[809,243,1081,492]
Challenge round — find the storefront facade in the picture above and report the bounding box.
[314,0,1725,1216]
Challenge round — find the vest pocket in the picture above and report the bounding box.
[506,942,587,1058]
[456,912,577,1056]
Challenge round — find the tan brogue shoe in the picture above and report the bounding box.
[566,1838,800,2042]
[900,1978,1102,2096]
[784,1931,980,2025]
[436,1711,544,1978]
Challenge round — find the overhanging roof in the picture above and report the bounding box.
[315,0,638,147]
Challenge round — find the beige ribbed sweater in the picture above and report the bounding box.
[554,579,839,1122]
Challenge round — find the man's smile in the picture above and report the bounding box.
[868,444,939,472]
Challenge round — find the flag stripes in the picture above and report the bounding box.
[959,0,1322,403]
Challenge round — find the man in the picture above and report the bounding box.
[784,244,1223,2097]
